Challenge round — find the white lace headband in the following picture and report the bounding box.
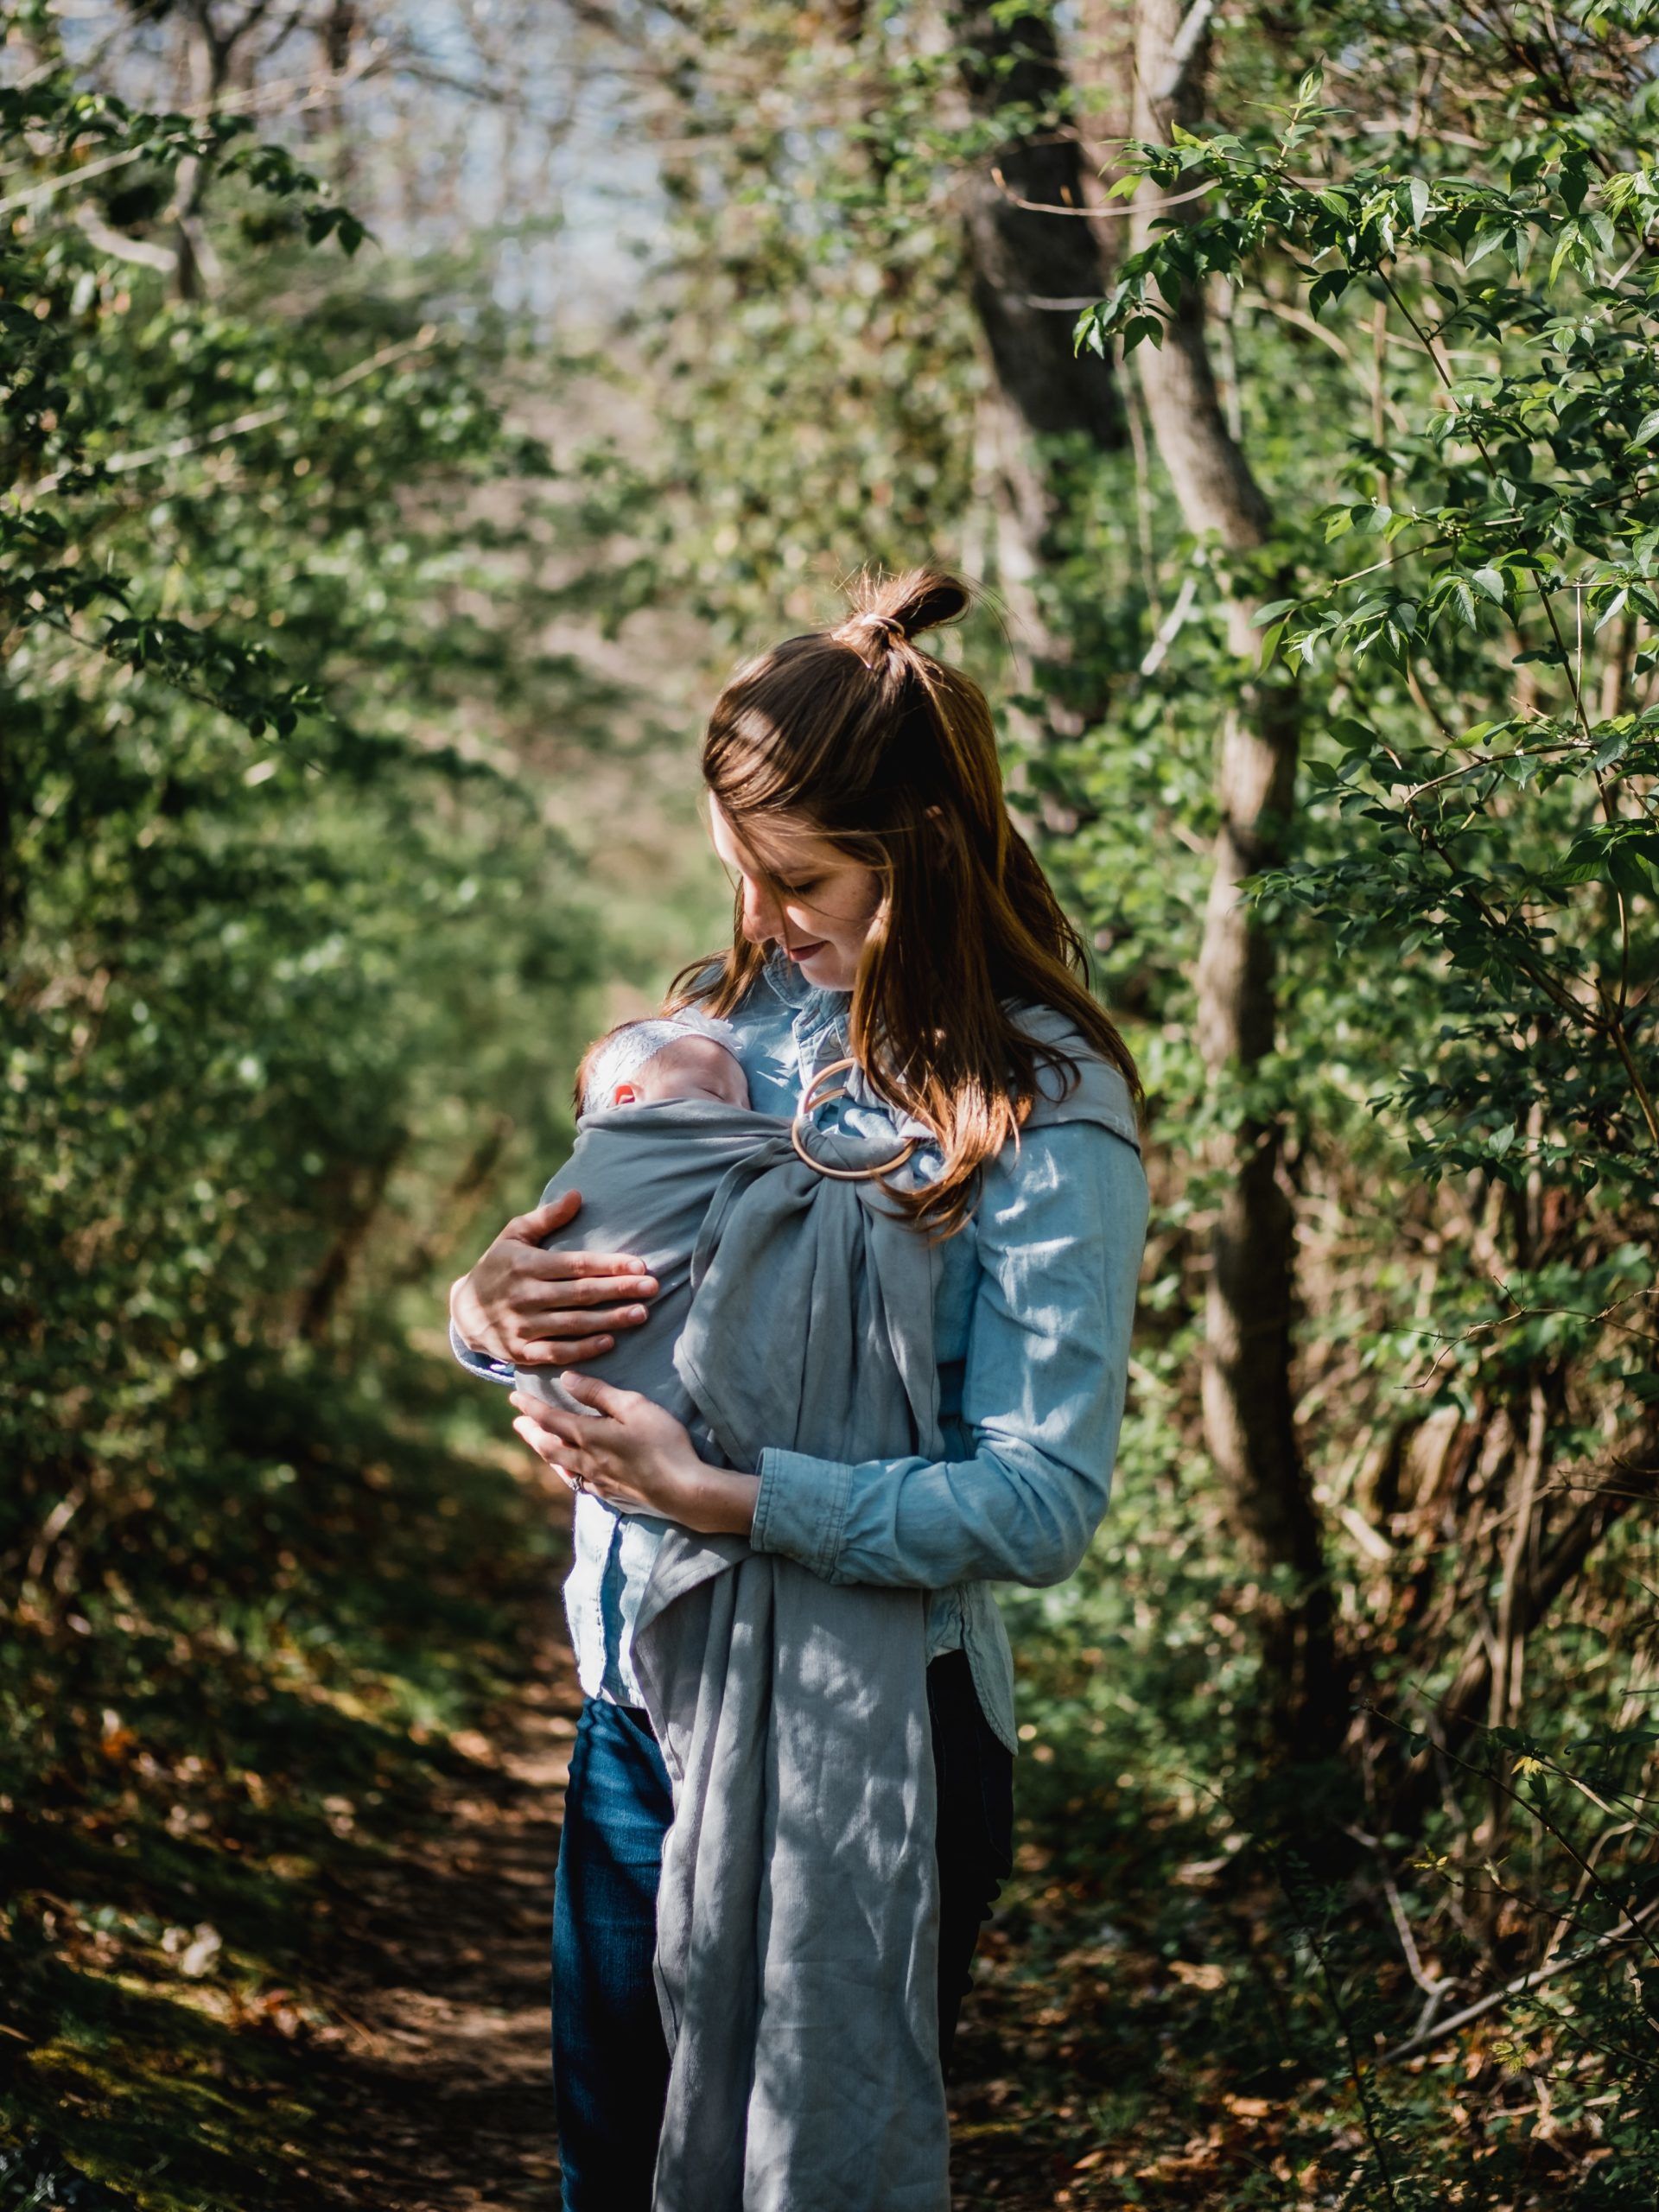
[582,1011,744,1110]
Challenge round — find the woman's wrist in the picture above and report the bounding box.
[672,1452,760,1538]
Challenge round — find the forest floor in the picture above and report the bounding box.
[3,1373,1598,2212]
[316,1621,577,2212]
[1,1495,1287,2212]
[3,1411,1159,2212]
[172,1599,1143,2212]
[93,1597,1270,2212]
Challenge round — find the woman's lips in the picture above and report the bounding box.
[785,939,829,963]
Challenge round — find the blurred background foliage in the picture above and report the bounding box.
[3,1,1656,2207]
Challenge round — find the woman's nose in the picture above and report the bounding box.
[739,876,781,944]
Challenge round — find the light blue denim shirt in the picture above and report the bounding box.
[452,952,1148,1753]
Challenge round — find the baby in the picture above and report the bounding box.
[516,1007,944,1491]
[573,1013,751,1116]
[517,1010,754,1437]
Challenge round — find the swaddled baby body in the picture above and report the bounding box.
[515,1009,936,1474]
[513,1012,758,1451]
[518,1006,944,1741]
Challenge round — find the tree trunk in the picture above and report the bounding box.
[948,0,1124,769]
[1117,0,1340,1755]
[950,0,1124,450]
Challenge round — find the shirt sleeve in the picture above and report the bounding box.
[747,1116,1149,1590]
[448,1315,517,1388]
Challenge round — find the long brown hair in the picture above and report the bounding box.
[669,565,1142,1236]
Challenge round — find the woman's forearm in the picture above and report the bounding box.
[748,1434,1110,1591]
[750,1122,1148,1592]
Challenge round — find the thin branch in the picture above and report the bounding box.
[0,144,147,219]
[988,165,1215,219]
[73,203,178,275]
[1139,571,1199,677]
[1378,1898,1659,2066]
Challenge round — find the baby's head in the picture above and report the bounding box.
[575,1013,750,1116]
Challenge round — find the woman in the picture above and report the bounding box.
[448,568,1149,2210]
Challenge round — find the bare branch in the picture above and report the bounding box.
[73,203,179,275]
[1378,1898,1659,2066]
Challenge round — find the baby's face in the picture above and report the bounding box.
[620,1035,750,1109]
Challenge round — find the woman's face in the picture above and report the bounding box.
[707,795,882,993]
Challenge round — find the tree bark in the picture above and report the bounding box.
[950,0,1125,449]
[948,0,1125,771]
[1116,0,1339,1753]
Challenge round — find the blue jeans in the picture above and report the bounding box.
[550,1649,1014,2212]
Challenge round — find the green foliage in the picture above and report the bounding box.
[1,16,632,2199]
[9,0,1659,2202]
[1077,37,1659,1194]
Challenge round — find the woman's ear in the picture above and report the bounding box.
[613,1081,639,1106]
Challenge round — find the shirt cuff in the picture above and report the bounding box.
[448,1316,516,1388]
[750,1446,854,1580]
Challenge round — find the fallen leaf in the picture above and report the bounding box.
[179,1924,222,1978]
[1169,1959,1226,1990]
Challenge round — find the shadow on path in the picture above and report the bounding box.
[321,1629,582,2212]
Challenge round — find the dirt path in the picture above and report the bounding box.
[306,1609,1047,2212]
[320,1621,582,2212]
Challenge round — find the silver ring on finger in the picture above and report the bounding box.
[571,1469,587,1494]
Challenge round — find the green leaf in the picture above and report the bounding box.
[1250,598,1300,627]
[1306,266,1351,316]
[1608,846,1655,898]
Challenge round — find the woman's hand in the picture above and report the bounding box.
[449,1189,658,1368]
[510,1374,760,1538]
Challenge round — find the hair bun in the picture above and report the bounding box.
[844,611,906,648]
[836,565,973,655]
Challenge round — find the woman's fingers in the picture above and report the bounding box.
[510,1305,646,1359]
[520,1248,655,1286]
[516,1266,659,1309]
[512,1333,615,1368]
[511,1397,582,1452]
[514,1413,582,1470]
[514,1294,650,1334]
[490,1262,658,1363]
[511,1391,602,1449]
[557,1372,639,1420]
